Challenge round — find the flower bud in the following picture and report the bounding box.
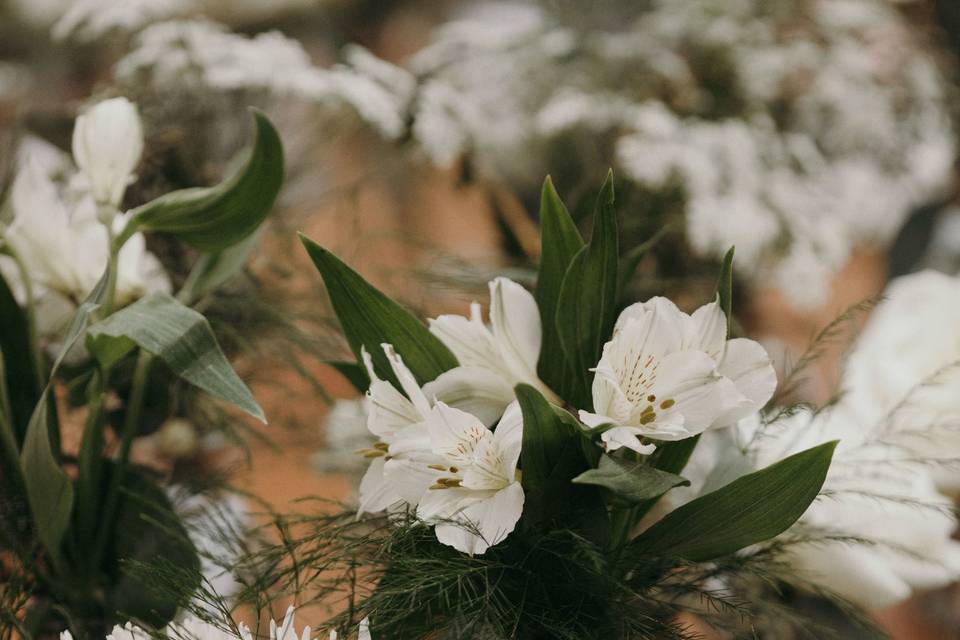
[155,418,199,459]
[71,97,144,209]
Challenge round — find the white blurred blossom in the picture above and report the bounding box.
[842,270,960,489]
[654,400,960,610]
[303,0,954,309]
[72,97,144,211]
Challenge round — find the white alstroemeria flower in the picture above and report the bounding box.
[356,344,446,515]
[427,277,558,426]
[72,97,144,210]
[580,297,776,454]
[416,401,525,556]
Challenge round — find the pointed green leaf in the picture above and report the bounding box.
[86,293,265,422]
[630,441,837,563]
[555,172,619,408]
[516,383,578,495]
[0,269,41,445]
[117,109,283,252]
[573,454,689,505]
[716,246,735,334]
[20,292,103,570]
[328,360,370,393]
[180,231,261,303]
[300,236,458,387]
[534,176,584,398]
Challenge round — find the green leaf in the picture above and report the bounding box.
[630,441,837,562]
[716,246,735,334]
[20,294,103,571]
[117,109,283,252]
[516,383,578,495]
[534,176,584,398]
[572,454,689,505]
[86,293,265,422]
[0,269,41,445]
[328,360,370,393]
[555,172,619,408]
[104,468,200,626]
[180,231,261,303]
[301,235,458,387]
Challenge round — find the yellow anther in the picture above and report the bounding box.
[660,399,675,409]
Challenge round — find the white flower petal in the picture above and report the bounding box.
[682,298,727,360]
[421,483,525,555]
[716,338,777,424]
[488,277,541,377]
[358,457,400,516]
[429,307,502,371]
[422,365,515,427]
[381,343,432,416]
[600,427,657,454]
[426,401,491,465]
[72,97,143,208]
[361,346,421,438]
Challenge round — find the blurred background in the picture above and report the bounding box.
[3,0,960,637]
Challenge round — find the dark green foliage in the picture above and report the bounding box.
[555,172,619,408]
[301,236,458,387]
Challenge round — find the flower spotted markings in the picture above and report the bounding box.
[581,297,776,454]
[417,402,524,556]
[355,341,525,555]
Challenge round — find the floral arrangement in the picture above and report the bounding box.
[0,97,283,635]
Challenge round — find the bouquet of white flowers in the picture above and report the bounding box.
[0,99,282,636]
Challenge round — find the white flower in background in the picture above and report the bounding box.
[843,270,960,489]
[580,297,776,454]
[313,398,372,474]
[0,154,170,331]
[656,405,960,610]
[427,277,558,426]
[417,401,525,556]
[307,0,954,309]
[72,97,144,211]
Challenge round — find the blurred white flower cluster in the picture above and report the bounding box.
[660,269,960,610]
[301,0,955,308]
[0,98,169,339]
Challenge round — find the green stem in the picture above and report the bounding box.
[75,371,106,571]
[91,349,153,569]
[101,219,119,317]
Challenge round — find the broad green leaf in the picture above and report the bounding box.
[555,172,619,408]
[716,246,735,334]
[630,441,837,563]
[86,293,265,422]
[534,176,584,399]
[116,109,283,252]
[328,360,370,393]
[20,295,102,570]
[301,236,458,387]
[104,467,200,626]
[516,383,578,495]
[180,231,261,303]
[0,269,41,445]
[572,454,689,505]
